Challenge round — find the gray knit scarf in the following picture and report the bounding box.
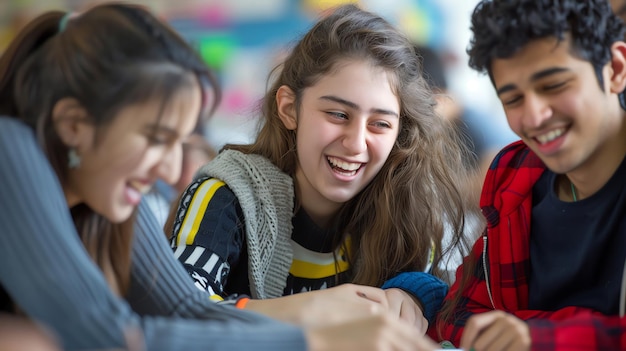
[195,149,294,299]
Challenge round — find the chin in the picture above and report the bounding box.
[541,158,576,175]
[325,191,357,204]
[104,207,135,224]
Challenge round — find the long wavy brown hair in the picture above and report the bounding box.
[0,4,220,295]
[225,4,481,286]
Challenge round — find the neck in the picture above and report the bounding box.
[567,125,626,199]
[63,184,81,208]
[293,170,340,229]
[558,175,577,202]
[298,194,338,230]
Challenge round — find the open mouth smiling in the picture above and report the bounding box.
[535,127,566,145]
[327,156,364,176]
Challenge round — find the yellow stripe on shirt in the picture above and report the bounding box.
[176,178,225,246]
[290,257,350,279]
[289,238,351,279]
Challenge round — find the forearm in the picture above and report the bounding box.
[243,297,304,325]
[0,119,308,351]
[438,295,612,346]
[528,312,626,351]
[140,315,306,351]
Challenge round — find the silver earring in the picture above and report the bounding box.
[68,148,81,169]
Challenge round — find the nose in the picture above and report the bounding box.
[155,144,183,185]
[522,93,552,129]
[342,120,368,155]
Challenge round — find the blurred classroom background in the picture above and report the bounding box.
[0,0,517,152]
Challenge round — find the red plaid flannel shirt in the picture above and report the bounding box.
[434,140,626,350]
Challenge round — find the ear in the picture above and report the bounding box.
[51,97,92,148]
[276,85,298,130]
[608,41,626,94]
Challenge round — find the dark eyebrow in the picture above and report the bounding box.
[319,95,399,118]
[496,67,570,96]
[144,124,180,137]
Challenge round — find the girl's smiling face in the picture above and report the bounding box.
[278,59,400,224]
[62,82,202,223]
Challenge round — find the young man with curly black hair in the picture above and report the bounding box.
[433,0,626,350]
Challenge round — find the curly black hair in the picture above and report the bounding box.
[467,0,625,86]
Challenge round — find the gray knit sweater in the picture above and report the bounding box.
[195,149,294,299]
[0,117,306,351]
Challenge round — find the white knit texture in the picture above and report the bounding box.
[195,150,294,299]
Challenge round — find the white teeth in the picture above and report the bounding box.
[536,128,565,144]
[129,181,151,194]
[327,156,361,171]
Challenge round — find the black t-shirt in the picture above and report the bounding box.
[528,156,626,314]
[225,203,351,296]
[171,177,350,299]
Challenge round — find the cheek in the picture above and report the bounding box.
[504,109,524,135]
[555,91,582,112]
[116,148,151,169]
[298,121,331,150]
[106,146,162,181]
[96,135,147,165]
[545,93,591,132]
[370,135,396,164]
[505,114,519,132]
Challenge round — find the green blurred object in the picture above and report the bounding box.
[440,340,457,349]
[197,33,236,70]
[439,340,473,350]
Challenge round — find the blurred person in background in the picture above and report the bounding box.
[144,123,217,228]
[414,44,487,281]
[415,44,500,199]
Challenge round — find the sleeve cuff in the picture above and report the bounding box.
[381,272,449,323]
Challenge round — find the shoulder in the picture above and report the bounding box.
[481,140,546,219]
[0,117,33,140]
[170,176,245,247]
[175,177,240,223]
[181,177,237,205]
[0,117,43,164]
[488,140,544,171]
[197,150,293,202]
[201,149,289,180]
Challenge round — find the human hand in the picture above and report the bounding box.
[0,313,61,351]
[245,283,390,327]
[305,313,440,351]
[460,310,531,351]
[384,288,428,334]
